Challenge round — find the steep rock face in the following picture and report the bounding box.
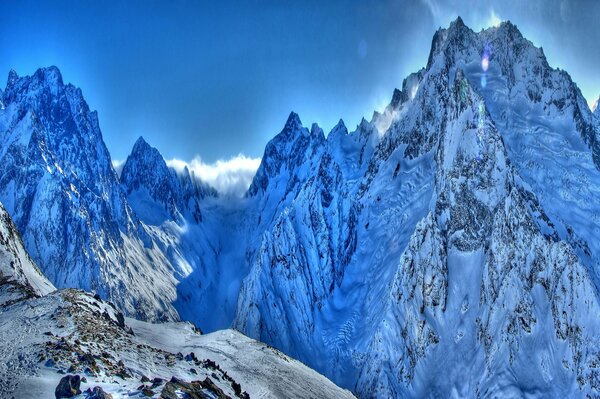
[120,136,216,224]
[234,18,600,397]
[248,112,324,197]
[0,201,54,306]
[0,67,178,321]
[356,72,600,397]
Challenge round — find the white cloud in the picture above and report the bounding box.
[486,10,503,28]
[167,154,261,198]
[112,159,125,177]
[591,97,599,113]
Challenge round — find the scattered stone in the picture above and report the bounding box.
[141,386,154,397]
[140,375,150,383]
[55,374,81,398]
[151,377,164,387]
[85,386,113,399]
[160,376,228,399]
[189,368,197,375]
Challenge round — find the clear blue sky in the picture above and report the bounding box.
[1,0,599,163]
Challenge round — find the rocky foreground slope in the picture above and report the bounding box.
[0,201,354,399]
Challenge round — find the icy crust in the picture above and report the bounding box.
[0,67,180,321]
[0,289,355,399]
[0,202,54,306]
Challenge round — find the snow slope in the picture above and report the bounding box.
[0,288,355,399]
[0,201,54,306]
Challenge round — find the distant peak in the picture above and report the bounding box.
[6,69,19,89]
[451,16,465,28]
[390,88,403,109]
[131,136,161,159]
[310,123,323,136]
[8,68,18,81]
[133,136,151,150]
[593,96,600,114]
[333,118,346,131]
[285,111,302,130]
[34,66,64,87]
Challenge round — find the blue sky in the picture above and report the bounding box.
[1,0,599,170]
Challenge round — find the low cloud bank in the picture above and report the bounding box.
[167,155,261,198]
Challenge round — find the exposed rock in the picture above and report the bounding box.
[54,375,81,398]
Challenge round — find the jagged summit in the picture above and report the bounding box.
[0,65,180,322]
[284,111,303,132]
[128,136,164,166]
[330,119,348,135]
[121,136,213,224]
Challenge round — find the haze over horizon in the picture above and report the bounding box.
[1,0,599,193]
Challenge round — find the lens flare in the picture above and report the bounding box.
[481,55,489,72]
[481,43,493,73]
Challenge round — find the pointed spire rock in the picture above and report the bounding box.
[390,88,403,109]
[7,69,19,87]
[453,16,465,28]
[284,111,303,132]
[132,136,152,152]
[331,119,347,135]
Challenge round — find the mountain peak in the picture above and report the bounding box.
[450,15,465,29]
[132,136,152,152]
[7,69,18,85]
[284,111,303,131]
[331,119,347,135]
[33,66,64,89]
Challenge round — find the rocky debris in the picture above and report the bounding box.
[54,374,81,398]
[151,377,165,388]
[160,376,229,399]
[84,386,113,399]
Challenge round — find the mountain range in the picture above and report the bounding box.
[1,17,600,398]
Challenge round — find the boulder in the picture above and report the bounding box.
[55,374,81,398]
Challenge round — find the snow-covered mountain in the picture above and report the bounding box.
[0,67,180,321]
[2,16,600,398]
[233,17,600,397]
[121,136,216,225]
[0,202,353,399]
